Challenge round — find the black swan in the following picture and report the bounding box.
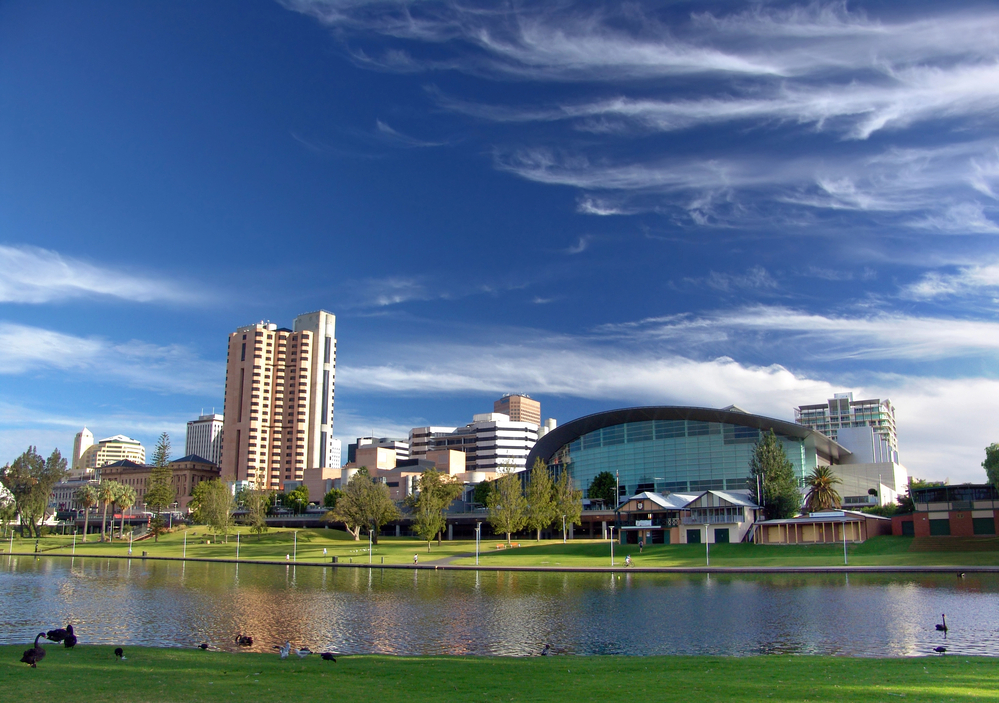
[63,628,78,649]
[198,643,209,650]
[114,647,125,660]
[320,652,337,662]
[933,646,947,654]
[235,634,253,646]
[20,633,47,668]
[46,624,72,643]
[936,614,948,632]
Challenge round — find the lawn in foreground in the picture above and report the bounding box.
[1,646,994,703]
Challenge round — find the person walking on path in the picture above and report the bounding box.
[413,554,419,565]
[625,554,632,567]
[639,539,644,554]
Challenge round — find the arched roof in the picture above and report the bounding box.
[526,405,849,469]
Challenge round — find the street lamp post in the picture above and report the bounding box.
[842,519,848,565]
[369,527,372,565]
[704,522,709,567]
[609,526,615,566]
[475,522,482,566]
[236,531,240,560]
[294,530,298,562]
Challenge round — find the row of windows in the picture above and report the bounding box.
[568,421,763,453]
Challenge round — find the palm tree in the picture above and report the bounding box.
[804,466,843,512]
[116,484,137,538]
[75,484,98,542]
[97,480,118,543]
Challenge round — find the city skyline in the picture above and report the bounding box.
[2,1,998,484]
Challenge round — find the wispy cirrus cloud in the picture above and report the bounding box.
[0,244,202,305]
[0,322,222,395]
[901,260,999,300]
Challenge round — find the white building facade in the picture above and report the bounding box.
[186,413,224,465]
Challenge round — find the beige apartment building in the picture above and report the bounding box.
[494,394,541,425]
[220,311,337,491]
[74,434,147,476]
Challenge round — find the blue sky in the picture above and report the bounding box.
[2,1,998,483]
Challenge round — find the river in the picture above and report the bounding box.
[2,556,997,657]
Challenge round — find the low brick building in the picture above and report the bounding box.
[99,454,221,512]
[892,483,999,537]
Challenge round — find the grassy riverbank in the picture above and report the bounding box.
[4,529,998,568]
[2,646,995,703]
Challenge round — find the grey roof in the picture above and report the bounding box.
[622,490,758,511]
[757,509,890,525]
[525,405,851,470]
[171,454,216,466]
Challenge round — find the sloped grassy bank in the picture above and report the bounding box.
[1,646,995,703]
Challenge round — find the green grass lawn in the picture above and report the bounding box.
[1,646,995,703]
[4,531,998,568]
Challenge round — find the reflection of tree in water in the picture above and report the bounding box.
[3,558,999,657]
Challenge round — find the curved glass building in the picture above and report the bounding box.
[525,406,847,501]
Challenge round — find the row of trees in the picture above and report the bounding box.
[484,459,583,545]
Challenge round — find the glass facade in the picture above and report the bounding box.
[553,419,812,497]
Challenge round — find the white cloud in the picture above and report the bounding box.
[0,244,201,304]
[902,260,999,299]
[0,322,222,395]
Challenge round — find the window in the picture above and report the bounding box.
[240,343,246,361]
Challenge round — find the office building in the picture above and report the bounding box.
[220,310,336,490]
[76,434,146,475]
[526,405,907,508]
[185,413,224,465]
[72,427,94,473]
[494,394,541,425]
[795,392,898,458]
[99,455,221,513]
[347,437,410,464]
[411,413,539,474]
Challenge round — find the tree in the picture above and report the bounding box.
[74,484,98,542]
[588,471,617,506]
[983,443,999,493]
[0,493,15,539]
[0,447,68,539]
[486,471,528,546]
[323,488,343,509]
[239,489,270,539]
[144,433,175,540]
[408,470,464,552]
[97,480,118,542]
[749,430,801,520]
[324,473,399,542]
[803,466,842,512]
[116,484,137,537]
[190,479,236,542]
[525,458,557,541]
[553,468,583,542]
[284,484,310,515]
[472,480,491,506]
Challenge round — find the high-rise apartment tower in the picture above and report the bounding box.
[794,392,898,456]
[220,311,336,490]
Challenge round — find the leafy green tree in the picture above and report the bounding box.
[74,483,98,542]
[239,489,270,539]
[144,433,175,540]
[284,484,311,515]
[525,458,557,541]
[803,466,843,512]
[0,492,15,539]
[97,479,118,542]
[324,472,399,543]
[0,447,68,539]
[983,443,999,493]
[749,430,801,520]
[408,470,464,551]
[472,480,491,506]
[323,488,343,508]
[487,471,528,546]
[190,479,236,542]
[553,468,583,541]
[116,484,137,537]
[587,471,617,506]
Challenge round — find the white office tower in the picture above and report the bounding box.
[186,413,224,465]
[72,427,94,474]
[416,413,539,473]
[329,437,342,468]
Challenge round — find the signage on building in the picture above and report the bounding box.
[636,519,653,527]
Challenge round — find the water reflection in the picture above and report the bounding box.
[2,556,998,657]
